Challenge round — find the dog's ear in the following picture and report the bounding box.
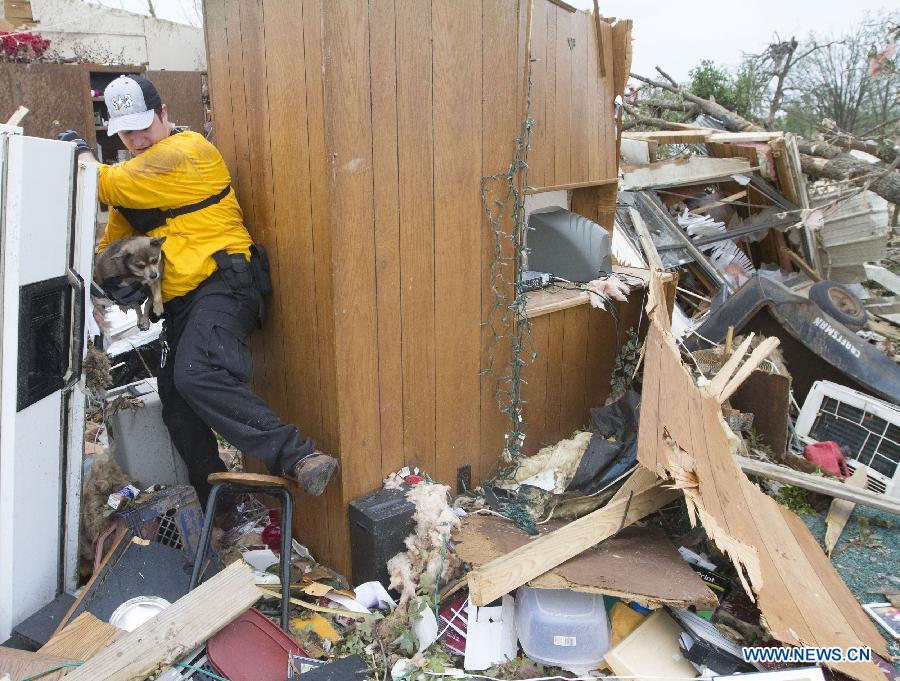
[149,236,167,248]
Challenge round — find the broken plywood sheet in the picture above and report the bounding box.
[621,157,753,191]
[637,270,890,681]
[455,515,717,609]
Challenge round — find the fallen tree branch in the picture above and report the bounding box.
[630,72,765,133]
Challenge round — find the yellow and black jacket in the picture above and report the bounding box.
[96,130,252,302]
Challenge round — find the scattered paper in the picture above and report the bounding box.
[324,591,371,614]
[242,548,279,572]
[354,581,397,610]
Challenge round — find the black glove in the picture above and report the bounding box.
[58,130,94,157]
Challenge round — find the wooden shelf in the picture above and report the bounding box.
[525,178,618,195]
[524,265,651,318]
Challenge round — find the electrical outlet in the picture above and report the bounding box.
[457,465,472,494]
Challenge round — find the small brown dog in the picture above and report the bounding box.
[94,236,166,330]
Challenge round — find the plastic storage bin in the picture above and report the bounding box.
[515,587,610,669]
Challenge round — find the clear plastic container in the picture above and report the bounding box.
[515,587,611,669]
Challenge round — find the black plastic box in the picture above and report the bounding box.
[348,486,416,587]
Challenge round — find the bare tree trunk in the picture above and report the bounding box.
[801,154,900,204]
[767,38,799,129]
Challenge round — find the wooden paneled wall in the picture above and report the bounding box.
[203,0,629,573]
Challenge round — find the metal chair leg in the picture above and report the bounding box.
[278,488,293,632]
[189,483,224,591]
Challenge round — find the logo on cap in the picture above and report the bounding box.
[111,94,134,112]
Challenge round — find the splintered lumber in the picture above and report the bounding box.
[736,456,898,515]
[0,648,74,681]
[65,561,259,681]
[39,612,121,661]
[621,157,753,190]
[716,337,780,402]
[638,268,890,681]
[627,207,663,271]
[825,466,869,555]
[704,333,755,397]
[455,517,716,609]
[466,467,679,606]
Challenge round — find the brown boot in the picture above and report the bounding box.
[292,452,339,496]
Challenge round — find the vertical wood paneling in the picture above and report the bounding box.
[237,0,286,416]
[260,0,329,555]
[559,305,590,433]
[396,0,436,474]
[586,13,601,181]
[301,0,345,568]
[433,0,483,486]
[370,0,405,477]
[522,314,550,454]
[526,0,549,189]
[600,20,617,178]
[552,6,570,186]
[569,15,589,182]
[479,0,521,483]
[544,310,565,438]
[204,0,626,575]
[202,2,235,168]
[321,0,381,512]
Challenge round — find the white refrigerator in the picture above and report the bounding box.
[0,124,97,640]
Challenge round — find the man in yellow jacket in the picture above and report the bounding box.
[62,75,337,503]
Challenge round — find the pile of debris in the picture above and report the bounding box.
[4,263,897,681]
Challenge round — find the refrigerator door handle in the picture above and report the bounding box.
[65,267,85,388]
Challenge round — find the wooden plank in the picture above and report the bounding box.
[825,465,868,555]
[704,332,754,397]
[201,0,236,169]
[526,177,616,194]
[467,471,679,605]
[0,648,72,681]
[591,0,606,77]
[628,207,663,271]
[544,310,566,439]
[525,287,589,317]
[370,0,404,476]
[716,337,780,402]
[570,182,617,230]
[321,0,381,507]
[621,157,753,191]
[300,0,345,571]
[433,0,483,487]
[237,0,287,420]
[479,0,521,482]
[526,0,549,189]
[65,562,259,681]
[397,0,436,476]
[259,0,329,561]
[521,314,551,455]
[559,305,590,433]
[39,613,120,661]
[585,4,600,180]
[736,456,899,515]
[622,129,715,144]
[552,5,572,186]
[568,11,589,184]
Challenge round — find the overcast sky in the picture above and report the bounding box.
[570,0,894,81]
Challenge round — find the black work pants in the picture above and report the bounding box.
[158,277,315,503]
